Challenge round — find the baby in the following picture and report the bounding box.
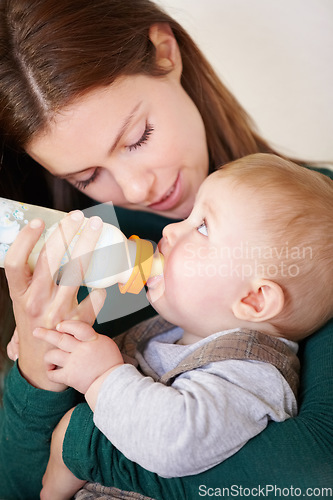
[34,153,333,499]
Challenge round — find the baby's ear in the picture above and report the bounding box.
[232,279,284,323]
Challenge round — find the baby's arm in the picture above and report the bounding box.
[33,320,124,395]
[35,324,290,480]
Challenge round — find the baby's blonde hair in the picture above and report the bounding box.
[218,153,333,339]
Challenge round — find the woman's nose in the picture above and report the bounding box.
[114,169,155,205]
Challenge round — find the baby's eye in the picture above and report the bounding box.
[197,220,208,236]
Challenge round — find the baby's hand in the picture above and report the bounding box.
[33,320,124,394]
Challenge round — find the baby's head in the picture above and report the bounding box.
[216,153,333,340]
[152,153,333,343]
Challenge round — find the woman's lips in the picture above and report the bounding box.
[148,173,182,212]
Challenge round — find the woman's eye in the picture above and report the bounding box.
[73,168,100,190]
[197,220,208,236]
[127,123,154,152]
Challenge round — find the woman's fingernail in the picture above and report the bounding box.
[29,219,43,229]
[32,328,41,336]
[89,216,103,230]
[70,210,84,221]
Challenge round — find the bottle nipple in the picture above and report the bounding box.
[118,235,164,294]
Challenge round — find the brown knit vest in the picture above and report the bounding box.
[114,315,300,397]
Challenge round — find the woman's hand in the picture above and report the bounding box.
[33,320,124,395]
[4,211,106,390]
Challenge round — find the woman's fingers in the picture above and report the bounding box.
[7,328,19,361]
[4,219,45,296]
[32,214,104,326]
[57,216,103,288]
[75,288,107,325]
[49,216,104,314]
[36,210,85,283]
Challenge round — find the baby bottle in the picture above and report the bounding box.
[0,197,164,293]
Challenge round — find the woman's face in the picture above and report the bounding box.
[27,72,209,219]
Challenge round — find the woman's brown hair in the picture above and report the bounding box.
[0,0,277,168]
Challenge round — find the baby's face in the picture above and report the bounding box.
[147,171,258,338]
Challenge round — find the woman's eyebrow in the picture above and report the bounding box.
[58,101,143,179]
[109,101,143,154]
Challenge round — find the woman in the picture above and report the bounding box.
[0,0,332,498]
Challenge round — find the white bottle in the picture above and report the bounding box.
[0,197,164,293]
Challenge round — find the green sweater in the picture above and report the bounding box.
[1,168,332,499]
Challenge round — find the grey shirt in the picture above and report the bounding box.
[94,327,298,478]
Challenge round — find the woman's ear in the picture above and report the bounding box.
[232,279,285,323]
[149,23,182,78]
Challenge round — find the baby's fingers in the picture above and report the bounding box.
[33,327,80,352]
[56,320,98,342]
[46,365,68,386]
[44,348,69,368]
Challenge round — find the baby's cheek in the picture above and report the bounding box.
[166,256,189,289]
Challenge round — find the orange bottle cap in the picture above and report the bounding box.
[118,235,154,294]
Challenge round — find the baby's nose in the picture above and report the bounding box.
[163,221,186,245]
